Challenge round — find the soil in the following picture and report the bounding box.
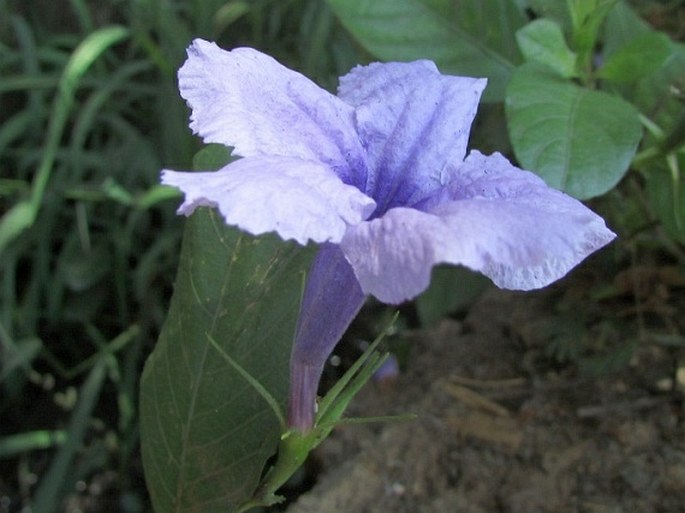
[284,287,685,513]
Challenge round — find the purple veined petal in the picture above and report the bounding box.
[337,60,439,107]
[161,156,376,245]
[341,151,615,303]
[340,207,454,304]
[428,149,562,203]
[178,39,367,188]
[338,60,487,212]
[430,150,617,290]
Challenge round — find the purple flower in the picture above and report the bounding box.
[162,40,616,431]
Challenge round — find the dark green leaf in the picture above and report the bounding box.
[516,18,577,78]
[324,0,525,101]
[599,31,672,83]
[452,0,526,64]
[527,0,572,29]
[1,337,42,382]
[506,64,642,199]
[630,42,685,132]
[568,0,617,71]
[59,243,111,291]
[602,0,650,57]
[645,157,685,244]
[140,210,314,513]
[416,265,489,325]
[192,143,234,171]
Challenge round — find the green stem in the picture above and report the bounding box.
[237,431,316,512]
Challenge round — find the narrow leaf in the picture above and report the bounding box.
[645,157,685,244]
[568,0,618,71]
[0,25,129,255]
[31,357,109,513]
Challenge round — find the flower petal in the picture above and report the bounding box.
[341,151,615,303]
[340,208,454,303]
[178,39,367,187]
[162,156,375,245]
[338,60,487,212]
[430,151,617,290]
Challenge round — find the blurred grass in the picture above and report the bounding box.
[0,0,362,511]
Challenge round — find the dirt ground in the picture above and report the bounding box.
[285,287,685,513]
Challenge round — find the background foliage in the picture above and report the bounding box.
[1,0,684,512]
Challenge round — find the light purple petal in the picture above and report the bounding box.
[161,156,375,245]
[338,60,487,212]
[340,207,454,304]
[178,39,367,188]
[341,151,615,303]
[338,60,439,107]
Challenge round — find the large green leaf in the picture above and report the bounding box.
[324,0,525,101]
[140,210,314,513]
[506,64,641,199]
[452,0,525,64]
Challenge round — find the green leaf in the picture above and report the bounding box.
[192,143,234,171]
[599,31,673,83]
[1,336,42,382]
[140,210,314,513]
[645,157,685,244]
[452,0,526,65]
[324,0,525,101]
[241,326,397,511]
[568,0,617,71]
[527,0,572,28]
[516,18,577,78]
[506,64,642,199]
[602,0,650,57]
[0,430,67,458]
[416,265,489,326]
[0,202,35,255]
[631,42,685,131]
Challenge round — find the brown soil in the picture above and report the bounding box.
[285,288,685,513]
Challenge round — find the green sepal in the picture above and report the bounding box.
[237,314,411,511]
